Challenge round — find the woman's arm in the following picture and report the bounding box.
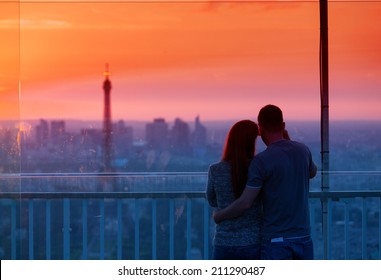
[206,166,218,207]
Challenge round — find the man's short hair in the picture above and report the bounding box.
[258,104,284,132]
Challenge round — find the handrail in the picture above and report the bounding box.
[0,191,206,199]
[0,172,208,179]
[0,170,380,179]
[1,190,381,199]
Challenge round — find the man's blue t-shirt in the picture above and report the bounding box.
[247,139,315,240]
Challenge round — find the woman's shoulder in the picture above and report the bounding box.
[209,161,231,177]
[209,160,230,171]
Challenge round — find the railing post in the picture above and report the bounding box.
[11,200,16,260]
[169,199,174,260]
[100,199,105,260]
[117,199,122,260]
[134,199,140,260]
[344,199,349,260]
[63,198,70,260]
[82,199,88,259]
[204,202,209,260]
[46,200,51,260]
[186,200,192,259]
[28,200,34,260]
[362,198,367,259]
[151,199,157,260]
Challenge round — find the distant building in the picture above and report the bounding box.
[79,128,103,171]
[191,116,207,157]
[171,118,191,153]
[80,128,102,148]
[146,118,169,150]
[113,120,133,155]
[51,120,65,145]
[35,119,49,148]
[192,115,207,148]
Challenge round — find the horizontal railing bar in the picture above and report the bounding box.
[0,170,380,179]
[308,191,381,199]
[319,171,381,175]
[1,191,381,200]
[0,191,208,199]
[0,172,208,179]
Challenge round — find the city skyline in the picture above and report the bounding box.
[1,1,380,122]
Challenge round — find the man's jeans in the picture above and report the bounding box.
[261,236,314,260]
[213,244,261,260]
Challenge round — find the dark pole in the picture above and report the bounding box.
[320,0,330,260]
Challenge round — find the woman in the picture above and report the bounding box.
[206,120,262,259]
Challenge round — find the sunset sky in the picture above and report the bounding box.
[1,0,380,122]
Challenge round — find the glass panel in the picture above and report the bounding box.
[18,1,322,175]
[0,0,21,260]
[329,1,381,173]
[330,1,381,114]
[0,1,20,178]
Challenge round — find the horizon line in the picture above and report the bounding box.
[1,117,380,124]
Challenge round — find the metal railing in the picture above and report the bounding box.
[0,172,380,260]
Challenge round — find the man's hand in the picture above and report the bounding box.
[213,209,222,224]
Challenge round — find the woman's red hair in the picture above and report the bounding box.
[222,120,259,198]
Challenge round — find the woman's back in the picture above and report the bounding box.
[207,160,262,247]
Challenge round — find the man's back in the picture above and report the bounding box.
[247,139,315,240]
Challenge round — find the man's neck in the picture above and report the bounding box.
[266,133,284,145]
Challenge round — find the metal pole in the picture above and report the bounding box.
[319,0,330,260]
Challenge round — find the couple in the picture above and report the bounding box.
[206,104,317,260]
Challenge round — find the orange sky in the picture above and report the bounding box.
[0,0,380,122]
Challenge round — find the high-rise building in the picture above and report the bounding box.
[51,120,65,145]
[146,118,169,150]
[113,120,133,153]
[192,115,207,148]
[171,118,190,153]
[191,115,207,157]
[35,119,49,148]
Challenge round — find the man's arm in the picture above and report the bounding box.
[213,186,261,224]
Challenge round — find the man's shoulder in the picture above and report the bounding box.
[289,140,312,153]
[277,139,311,152]
[255,140,311,160]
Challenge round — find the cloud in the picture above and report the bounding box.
[199,0,305,14]
[0,18,72,30]
[0,19,19,29]
[21,19,72,29]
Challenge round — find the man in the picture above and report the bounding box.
[213,104,317,259]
